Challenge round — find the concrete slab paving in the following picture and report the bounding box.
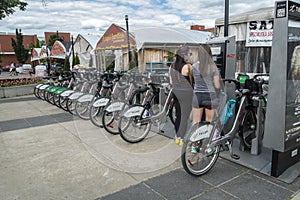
[0,95,299,200]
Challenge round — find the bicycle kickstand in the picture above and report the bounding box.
[227,141,240,160]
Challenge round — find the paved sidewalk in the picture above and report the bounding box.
[0,95,299,200]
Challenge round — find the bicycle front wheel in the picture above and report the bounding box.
[181,123,220,176]
[118,109,151,143]
[75,101,91,120]
[240,108,265,150]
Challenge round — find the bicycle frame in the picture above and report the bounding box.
[189,91,249,154]
[122,86,173,124]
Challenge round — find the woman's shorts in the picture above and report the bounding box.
[192,92,216,109]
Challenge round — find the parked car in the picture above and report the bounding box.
[22,64,33,74]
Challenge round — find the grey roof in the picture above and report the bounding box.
[215,7,274,26]
[76,34,101,49]
[132,27,211,51]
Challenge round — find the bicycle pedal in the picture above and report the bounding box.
[231,154,240,160]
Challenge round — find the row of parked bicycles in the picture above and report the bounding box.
[33,69,175,142]
[33,69,269,177]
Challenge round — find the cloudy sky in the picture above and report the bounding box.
[0,0,276,37]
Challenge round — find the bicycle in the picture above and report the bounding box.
[181,75,268,176]
[101,72,150,134]
[238,74,269,151]
[88,71,124,127]
[118,78,174,143]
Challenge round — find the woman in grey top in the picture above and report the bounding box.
[192,44,221,124]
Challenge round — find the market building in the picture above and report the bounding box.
[95,24,212,72]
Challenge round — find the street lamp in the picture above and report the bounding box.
[125,15,131,66]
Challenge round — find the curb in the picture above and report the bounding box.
[0,84,35,98]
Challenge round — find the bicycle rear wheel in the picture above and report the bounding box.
[118,108,151,143]
[89,106,105,127]
[75,101,91,120]
[181,122,220,176]
[59,96,68,111]
[66,99,76,115]
[102,110,121,135]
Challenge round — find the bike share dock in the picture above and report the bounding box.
[0,94,299,200]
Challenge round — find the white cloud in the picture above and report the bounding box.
[0,0,277,37]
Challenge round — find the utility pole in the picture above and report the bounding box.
[224,0,229,37]
[71,35,75,68]
[125,15,131,67]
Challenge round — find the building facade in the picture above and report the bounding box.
[0,33,37,67]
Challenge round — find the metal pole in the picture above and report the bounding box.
[125,15,131,66]
[224,0,229,37]
[71,35,75,68]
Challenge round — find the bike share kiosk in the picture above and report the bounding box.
[264,0,300,178]
[207,36,236,80]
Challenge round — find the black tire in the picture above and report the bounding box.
[47,92,55,105]
[168,99,176,125]
[66,99,76,115]
[38,88,46,100]
[102,109,121,135]
[240,108,265,149]
[89,106,105,127]
[181,122,220,176]
[118,107,151,143]
[59,95,68,111]
[53,94,61,107]
[34,85,41,99]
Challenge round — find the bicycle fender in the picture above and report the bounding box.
[123,106,144,118]
[185,123,213,142]
[39,84,49,90]
[60,90,75,97]
[93,97,110,107]
[55,87,68,95]
[78,94,94,103]
[105,101,125,112]
[35,84,43,88]
[68,92,84,100]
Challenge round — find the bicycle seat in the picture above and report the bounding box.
[102,83,113,89]
[135,85,149,93]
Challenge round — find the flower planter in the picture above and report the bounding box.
[0,84,35,98]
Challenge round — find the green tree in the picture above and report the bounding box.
[11,29,29,64]
[73,53,80,66]
[35,38,41,48]
[64,55,70,71]
[48,31,63,46]
[0,0,27,20]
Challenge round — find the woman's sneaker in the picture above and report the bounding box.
[175,136,181,145]
[179,139,184,146]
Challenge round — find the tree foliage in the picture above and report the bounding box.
[0,0,28,20]
[64,55,70,71]
[11,29,29,64]
[48,31,64,46]
[73,53,80,66]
